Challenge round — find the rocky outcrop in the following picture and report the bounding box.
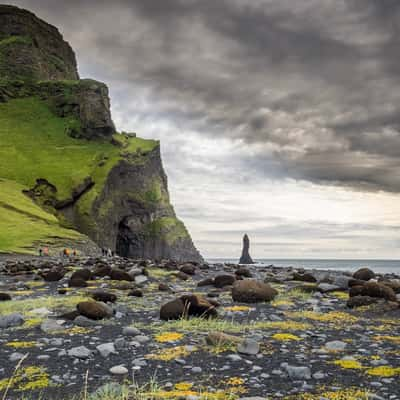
[0,5,202,262]
[239,234,254,264]
[0,5,78,81]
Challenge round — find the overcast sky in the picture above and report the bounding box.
[9,0,400,259]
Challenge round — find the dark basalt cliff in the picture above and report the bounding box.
[0,5,78,81]
[0,5,202,262]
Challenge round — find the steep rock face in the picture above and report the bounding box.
[239,234,254,264]
[0,5,78,81]
[0,5,202,262]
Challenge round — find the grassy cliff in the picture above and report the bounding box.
[0,96,158,254]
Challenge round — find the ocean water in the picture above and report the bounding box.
[207,259,400,275]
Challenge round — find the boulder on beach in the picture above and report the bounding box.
[292,272,317,283]
[77,301,113,320]
[0,293,11,301]
[239,234,254,264]
[232,280,278,303]
[347,295,381,308]
[179,264,196,275]
[68,278,88,288]
[160,294,218,320]
[91,290,117,303]
[214,274,236,288]
[41,268,66,282]
[110,269,133,281]
[353,267,375,281]
[70,268,92,281]
[349,282,396,302]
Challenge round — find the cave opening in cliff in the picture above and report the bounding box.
[116,219,131,257]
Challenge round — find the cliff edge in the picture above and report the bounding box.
[0,5,202,262]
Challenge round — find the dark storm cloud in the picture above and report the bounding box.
[9,0,400,192]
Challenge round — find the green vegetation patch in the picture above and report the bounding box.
[145,217,190,245]
[0,179,83,253]
[0,96,159,252]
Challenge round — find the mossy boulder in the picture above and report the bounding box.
[232,280,278,303]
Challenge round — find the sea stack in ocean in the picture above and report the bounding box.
[239,234,254,264]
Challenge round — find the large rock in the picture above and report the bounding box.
[70,269,92,281]
[110,269,133,281]
[232,280,278,303]
[91,290,117,303]
[292,272,317,283]
[214,274,236,288]
[160,298,185,321]
[0,313,24,328]
[239,234,254,264]
[160,295,218,320]
[347,295,381,308]
[0,293,11,301]
[41,268,65,282]
[77,301,113,320]
[349,282,396,302]
[353,268,375,281]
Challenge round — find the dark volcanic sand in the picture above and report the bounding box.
[0,257,399,399]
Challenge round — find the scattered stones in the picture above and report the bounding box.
[68,346,91,359]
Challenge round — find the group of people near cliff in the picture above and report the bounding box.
[38,247,114,258]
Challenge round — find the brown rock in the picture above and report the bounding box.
[91,290,117,303]
[93,264,112,278]
[41,269,65,282]
[349,282,396,301]
[180,264,196,275]
[110,269,133,281]
[158,283,171,292]
[235,267,252,278]
[347,295,380,308]
[128,289,143,297]
[71,269,92,281]
[176,271,190,281]
[0,293,11,301]
[160,298,185,321]
[181,294,219,318]
[197,278,214,287]
[77,301,112,320]
[292,272,317,283]
[353,268,375,281]
[349,279,366,287]
[232,280,278,303]
[68,278,88,288]
[214,274,236,288]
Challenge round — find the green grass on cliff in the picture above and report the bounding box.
[0,96,158,253]
[0,97,158,200]
[145,217,190,245]
[0,179,83,253]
